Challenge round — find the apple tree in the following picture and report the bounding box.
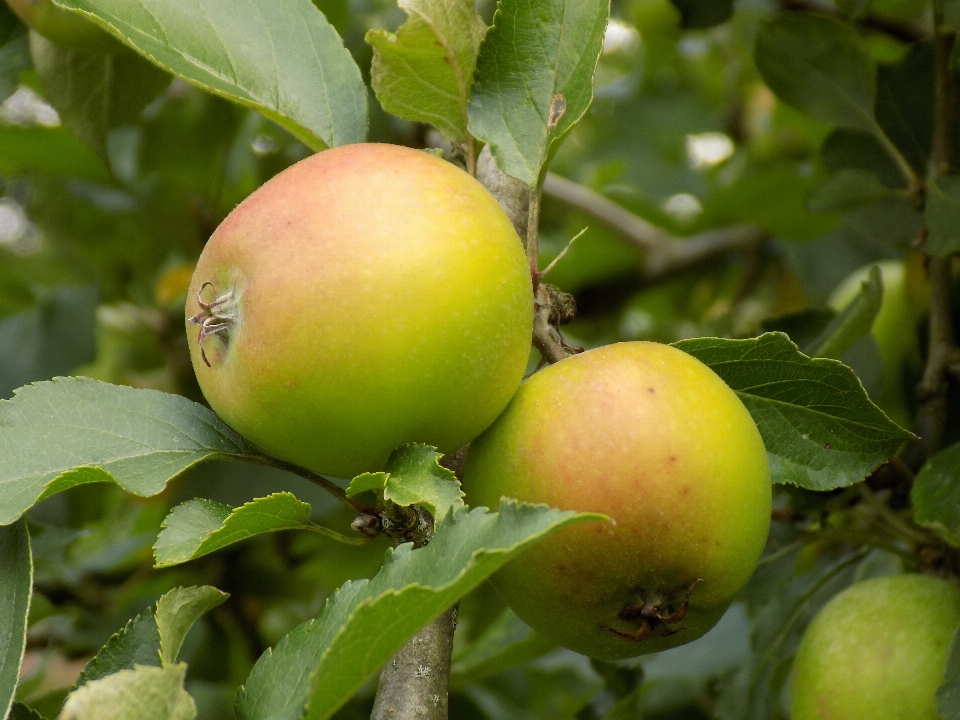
[0,0,959,719]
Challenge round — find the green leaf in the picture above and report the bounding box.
[912,442,960,548]
[807,264,883,360]
[155,586,228,665]
[807,169,902,212]
[235,501,601,720]
[8,703,45,720]
[0,377,264,526]
[754,13,876,132]
[367,0,485,145]
[50,0,367,149]
[29,33,170,160]
[925,176,960,257]
[0,285,98,400]
[938,624,960,720]
[0,10,29,104]
[0,125,110,181]
[75,586,226,689]
[60,664,195,720]
[154,494,365,568]
[346,444,463,522]
[467,0,609,186]
[673,333,914,491]
[0,519,31,720]
[449,608,557,688]
[74,607,163,689]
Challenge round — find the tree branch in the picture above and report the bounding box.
[541,173,768,280]
[915,18,958,460]
[370,609,457,720]
[370,503,453,718]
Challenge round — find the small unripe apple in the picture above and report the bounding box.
[829,258,926,428]
[462,342,772,659]
[790,573,960,720]
[5,0,117,52]
[186,143,533,479]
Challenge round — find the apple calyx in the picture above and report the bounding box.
[188,281,238,367]
[601,578,704,643]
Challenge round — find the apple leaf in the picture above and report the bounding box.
[75,586,226,689]
[0,11,28,105]
[235,501,601,720]
[0,377,266,526]
[806,264,883,360]
[8,704,45,720]
[29,34,170,160]
[49,0,367,150]
[347,444,463,523]
[449,608,557,688]
[925,176,960,257]
[807,169,902,212]
[912,442,960,548]
[0,285,98,401]
[467,0,609,186]
[60,664,196,720]
[153,493,368,568]
[0,519,30,720]
[754,13,876,132]
[938,624,960,719]
[673,333,914,491]
[155,586,229,666]
[367,0,485,146]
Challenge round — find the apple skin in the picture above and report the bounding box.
[186,143,533,480]
[790,574,960,720]
[461,342,772,659]
[5,0,117,52]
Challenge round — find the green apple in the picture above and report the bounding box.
[462,341,771,659]
[791,573,960,720]
[186,143,533,479]
[5,0,118,52]
[829,259,926,428]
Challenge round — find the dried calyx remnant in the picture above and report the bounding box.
[602,578,704,643]
[188,281,237,367]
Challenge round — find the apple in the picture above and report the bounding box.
[790,573,960,720]
[186,143,533,480]
[829,258,926,429]
[5,0,118,53]
[461,341,771,659]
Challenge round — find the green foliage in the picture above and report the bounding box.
[236,502,599,720]
[913,442,960,547]
[29,35,169,159]
[60,664,196,720]
[0,519,31,720]
[346,444,463,522]
[0,377,261,525]
[367,0,485,146]
[49,0,367,148]
[806,264,883,359]
[939,626,960,719]
[674,333,914,490]
[926,176,960,256]
[467,0,609,186]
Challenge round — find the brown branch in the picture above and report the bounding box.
[542,173,768,280]
[914,21,958,460]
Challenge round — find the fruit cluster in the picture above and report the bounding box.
[183,143,958,709]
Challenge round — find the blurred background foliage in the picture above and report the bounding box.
[1,0,951,718]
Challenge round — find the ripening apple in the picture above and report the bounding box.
[790,573,960,720]
[462,342,772,659]
[186,143,533,479]
[5,0,118,52]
